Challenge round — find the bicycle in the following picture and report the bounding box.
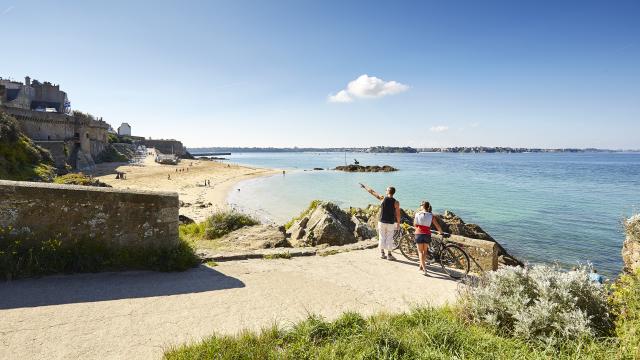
[397,226,471,279]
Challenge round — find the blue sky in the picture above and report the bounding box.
[1,0,639,148]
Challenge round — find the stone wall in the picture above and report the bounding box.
[2,106,110,169]
[0,180,179,249]
[143,139,187,156]
[443,234,499,272]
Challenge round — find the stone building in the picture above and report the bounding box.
[0,76,69,113]
[118,122,131,136]
[1,76,109,170]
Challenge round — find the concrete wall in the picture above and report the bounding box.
[442,234,499,272]
[0,180,179,249]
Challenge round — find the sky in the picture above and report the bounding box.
[1,0,639,149]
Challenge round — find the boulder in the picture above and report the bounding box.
[217,225,291,250]
[287,202,356,247]
[352,215,376,240]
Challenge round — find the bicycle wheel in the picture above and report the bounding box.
[439,244,470,279]
[398,233,419,262]
[392,227,404,250]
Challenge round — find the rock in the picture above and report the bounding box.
[352,215,376,240]
[217,225,292,250]
[179,214,195,225]
[286,202,357,247]
[313,168,324,171]
[334,165,398,172]
[623,215,640,274]
[436,210,523,266]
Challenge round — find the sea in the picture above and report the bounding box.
[216,152,640,277]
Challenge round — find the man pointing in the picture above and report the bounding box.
[360,183,400,260]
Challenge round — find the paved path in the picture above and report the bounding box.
[0,249,460,360]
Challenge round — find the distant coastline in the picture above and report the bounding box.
[190,146,636,154]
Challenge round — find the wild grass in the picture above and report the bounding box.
[284,200,322,230]
[610,268,640,358]
[53,172,109,187]
[0,227,199,280]
[179,210,259,242]
[164,306,620,360]
[263,252,292,260]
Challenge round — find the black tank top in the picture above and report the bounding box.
[379,196,396,224]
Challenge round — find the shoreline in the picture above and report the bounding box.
[92,153,279,222]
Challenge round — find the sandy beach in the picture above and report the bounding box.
[91,153,277,222]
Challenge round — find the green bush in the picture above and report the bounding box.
[0,111,56,181]
[53,172,110,187]
[610,269,640,358]
[459,265,613,345]
[202,211,259,240]
[284,200,322,229]
[96,145,129,162]
[164,306,619,359]
[0,227,199,280]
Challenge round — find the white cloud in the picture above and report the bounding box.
[328,74,408,103]
[2,6,14,15]
[328,90,353,103]
[430,125,449,133]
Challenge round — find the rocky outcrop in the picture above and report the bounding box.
[349,205,522,267]
[334,165,397,172]
[623,215,640,274]
[217,225,291,250]
[435,210,522,267]
[287,202,361,247]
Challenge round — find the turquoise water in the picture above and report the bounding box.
[224,152,640,276]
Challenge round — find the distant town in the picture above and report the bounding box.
[189,146,631,154]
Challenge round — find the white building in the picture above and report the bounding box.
[117,122,131,136]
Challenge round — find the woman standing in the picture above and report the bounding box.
[414,201,444,275]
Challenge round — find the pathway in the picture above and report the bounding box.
[0,249,460,360]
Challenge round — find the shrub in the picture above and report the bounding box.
[0,227,199,280]
[284,200,322,229]
[53,172,110,187]
[610,268,640,358]
[202,210,259,240]
[96,145,129,162]
[0,111,55,181]
[459,265,613,345]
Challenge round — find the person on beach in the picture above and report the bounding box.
[414,201,444,275]
[360,183,400,260]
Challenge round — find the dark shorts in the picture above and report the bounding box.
[415,233,432,244]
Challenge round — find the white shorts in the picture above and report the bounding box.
[378,222,397,250]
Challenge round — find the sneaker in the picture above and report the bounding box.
[380,253,387,259]
[387,253,396,261]
[423,269,429,276]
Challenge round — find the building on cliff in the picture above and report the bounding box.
[1,76,109,170]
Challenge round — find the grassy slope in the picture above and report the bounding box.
[164,307,620,360]
[0,111,55,181]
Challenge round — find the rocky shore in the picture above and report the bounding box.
[334,165,397,172]
[215,200,521,268]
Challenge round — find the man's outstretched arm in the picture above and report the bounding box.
[359,183,384,201]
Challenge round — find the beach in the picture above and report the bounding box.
[92,153,278,222]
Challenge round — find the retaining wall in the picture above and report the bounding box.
[0,180,179,248]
